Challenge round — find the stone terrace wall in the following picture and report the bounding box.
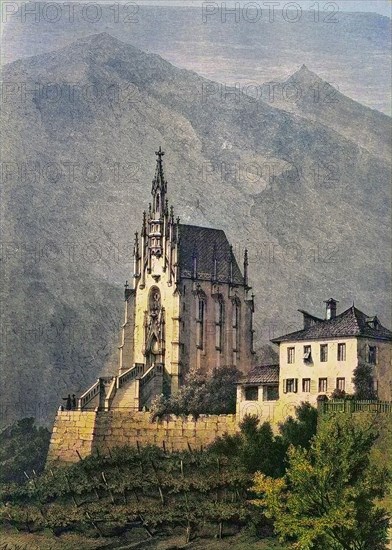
[47,410,97,463]
[47,410,238,464]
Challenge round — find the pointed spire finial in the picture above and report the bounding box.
[244,248,248,265]
[243,248,249,286]
[155,146,165,160]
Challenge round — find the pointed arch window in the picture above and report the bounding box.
[156,193,160,212]
[232,298,240,353]
[215,297,224,351]
[196,296,205,350]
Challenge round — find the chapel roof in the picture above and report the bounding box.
[177,224,245,285]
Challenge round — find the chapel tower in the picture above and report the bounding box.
[119,148,255,396]
[80,149,256,411]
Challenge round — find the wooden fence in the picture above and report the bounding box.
[319,400,392,415]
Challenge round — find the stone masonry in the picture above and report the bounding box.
[47,410,238,463]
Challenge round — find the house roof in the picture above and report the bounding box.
[177,224,245,285]
[271,306,392,343]
[238,364,280,385]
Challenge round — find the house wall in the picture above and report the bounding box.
[278,337,358,406]
[236,385,296,429]
[357,338,392,400]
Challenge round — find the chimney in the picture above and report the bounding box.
[324,298,338,320]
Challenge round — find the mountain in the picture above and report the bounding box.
[259,64,391,159]
[1,33,390,425]
[2,6,391,114]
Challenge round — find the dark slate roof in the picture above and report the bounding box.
[272,306,392,343]
[177,224,244,285]
[238,364,280,385]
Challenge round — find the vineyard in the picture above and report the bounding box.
[0,445,264,545]
[1,406,388,549]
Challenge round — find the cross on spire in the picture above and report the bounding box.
[155,146,165,161]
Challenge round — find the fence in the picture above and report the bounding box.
[319,400,392,415]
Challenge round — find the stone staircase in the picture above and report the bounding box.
[77,363,163,412]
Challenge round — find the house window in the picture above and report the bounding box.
[264,385,279,401]
[232,301,240,352]
[367,345,377,364]
[284,378,298,393]
[215,299,224,351]
[337,343,346,361]
[318,378,328,392]
[336,377,345,391]
[287,347,295,364]
[302,378,311,392]
[245,386,258,401]
[197,298,205,349]
[320,344,328,362]
[303,345,312,362]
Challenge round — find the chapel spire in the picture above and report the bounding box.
[152,146,167,219]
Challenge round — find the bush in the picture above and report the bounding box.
[150,365,241,420]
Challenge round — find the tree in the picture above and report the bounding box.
[278,402,318,451]
[352,361,378,400]
[0,418,51,484]
[252,414,390,549]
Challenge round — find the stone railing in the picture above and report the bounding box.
[104,377,117,411]
[139,363,164,409]
[78,379,100,409]
[117,363,145,389]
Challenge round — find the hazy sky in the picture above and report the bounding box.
[139,0,391,17]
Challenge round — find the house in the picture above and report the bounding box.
[236,364,279,420]
[237,299,392,425]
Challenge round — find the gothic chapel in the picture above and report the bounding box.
[78,149,256,412]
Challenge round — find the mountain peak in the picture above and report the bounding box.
[71,32,136,51]
[285,64,325,86]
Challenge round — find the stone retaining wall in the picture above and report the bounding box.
[47,410,238,463]
[47,411,97,463]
